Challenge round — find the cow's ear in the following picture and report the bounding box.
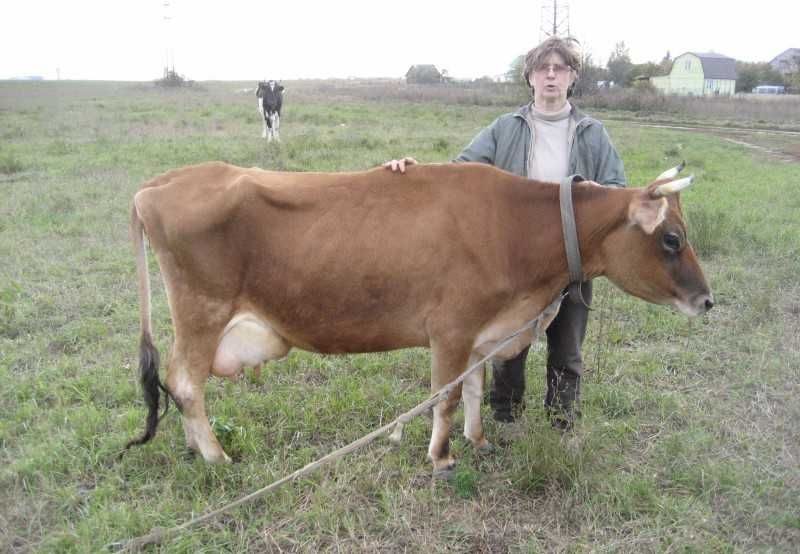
[628,194,668,235]
[279,85,285,92]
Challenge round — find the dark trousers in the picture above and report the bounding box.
[490,282,592,417]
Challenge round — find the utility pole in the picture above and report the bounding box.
[540,1,570,40]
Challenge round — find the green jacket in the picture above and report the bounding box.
[455,103,627,186]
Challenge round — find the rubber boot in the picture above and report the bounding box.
[544,366,581,430]
[489,346,529,422]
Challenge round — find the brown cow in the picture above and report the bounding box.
[126,161,712,476]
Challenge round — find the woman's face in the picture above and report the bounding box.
[529,52,576,110]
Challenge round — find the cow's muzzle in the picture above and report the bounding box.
[681,291,714,316]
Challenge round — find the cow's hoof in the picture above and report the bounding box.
[432,463,456,480]
[388,422,404,444]
[203,450,233,464]
[477,441,495,454]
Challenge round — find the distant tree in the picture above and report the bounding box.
[406,65,442,84]
[787,61,800,92]
[735,61,785,92]
[629,62,662,79]
[607,41,634,86]
[763,63,786,85]
[787,72,800,93]
[659,51,673,74]
[735,64,759,92]
[573,52,606,97]
[473,76,495,85]
[506,54,526,87]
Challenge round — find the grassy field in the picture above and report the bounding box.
[1,80,799,553]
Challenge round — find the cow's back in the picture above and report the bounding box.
[134,162,556,352]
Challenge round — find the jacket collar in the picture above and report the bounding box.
[514,102,592,131]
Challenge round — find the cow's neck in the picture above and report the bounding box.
[571,183,630,281]
[513,181,629,300]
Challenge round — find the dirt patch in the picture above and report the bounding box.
[717,134,800,163]
[629,123,800,164]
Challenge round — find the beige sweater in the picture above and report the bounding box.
[526,102,572,183]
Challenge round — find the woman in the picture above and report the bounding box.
[386,36,626,428]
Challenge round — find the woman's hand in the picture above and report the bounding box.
[382,157,418,173]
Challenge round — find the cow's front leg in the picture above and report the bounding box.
[258,103,267,138]
[273,114,281,142]
[463,353,491,452]
[429,392,460,477]
[427,338,472,478]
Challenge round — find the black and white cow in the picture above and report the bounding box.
[256,80,284,142]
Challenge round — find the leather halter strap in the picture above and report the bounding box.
[559,174,591,309]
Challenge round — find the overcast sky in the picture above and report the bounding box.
[3,0,798,81]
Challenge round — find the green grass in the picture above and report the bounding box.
[1,80,798,552]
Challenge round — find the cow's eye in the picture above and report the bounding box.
[662,232,681,252]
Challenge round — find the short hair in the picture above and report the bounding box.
[522,36,582,84]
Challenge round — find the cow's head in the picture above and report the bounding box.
[257,80,284,94]
[601,163,713,317]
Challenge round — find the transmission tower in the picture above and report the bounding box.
[540,1,571,40]
[162,1,175,76]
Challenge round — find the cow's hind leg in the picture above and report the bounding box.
[166,335,231,463]
[265,111,274,143]
[463,353,491,452]
[427,337,473,478]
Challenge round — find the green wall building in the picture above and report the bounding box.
[652,52,737,96]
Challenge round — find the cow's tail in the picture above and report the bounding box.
[124,199,170,453]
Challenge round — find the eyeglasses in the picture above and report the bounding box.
[534,63,572,75]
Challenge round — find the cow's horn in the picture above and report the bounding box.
[656,160,686,181]
[654,175,694,197]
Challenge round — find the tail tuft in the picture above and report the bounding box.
[124,334,168,450]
